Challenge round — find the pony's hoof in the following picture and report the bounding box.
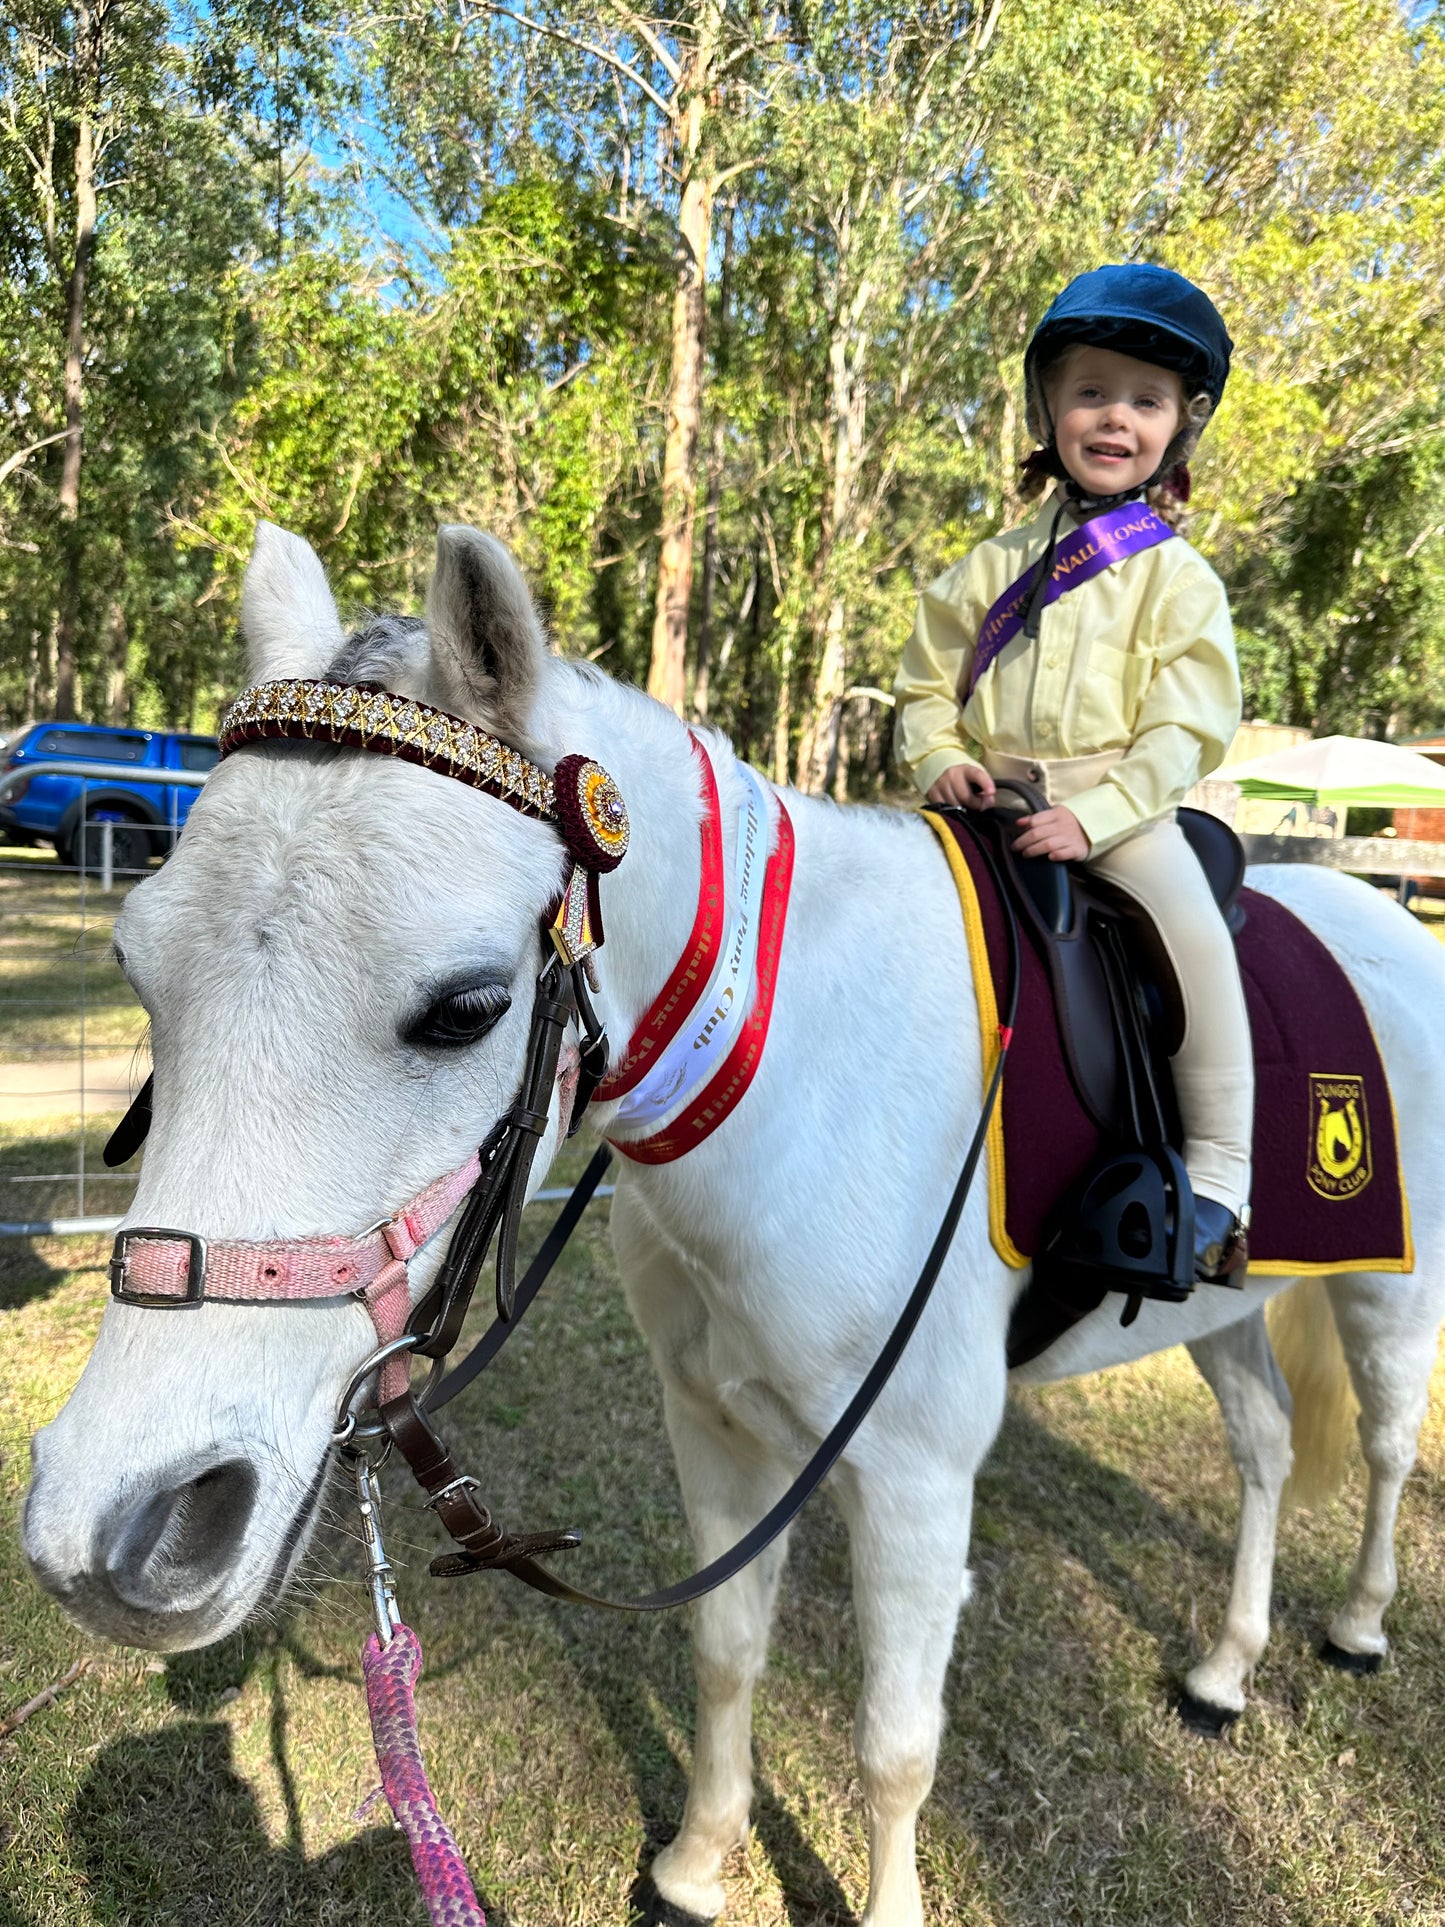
[1175,1690,1241,1738]
[1320,1639,1384,1677]
[630,1877,718,1926]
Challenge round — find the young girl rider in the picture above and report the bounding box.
[893,263,1251,1282]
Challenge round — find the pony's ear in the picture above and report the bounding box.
[426,526,546,742]
[241,523,344,681]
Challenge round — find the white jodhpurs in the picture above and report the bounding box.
[985,749,1254,1215]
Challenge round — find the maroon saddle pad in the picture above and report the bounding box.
[923,813,1413,1279]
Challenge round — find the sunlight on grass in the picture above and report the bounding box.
[0,860,147,1059]
[2,1178,1443,1924]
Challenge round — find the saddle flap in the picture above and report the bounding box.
[972,805,1120,1130]
[1179,807,1247,933]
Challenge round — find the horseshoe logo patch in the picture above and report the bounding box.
[1307,1073,1372,1200]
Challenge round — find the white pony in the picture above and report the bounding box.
[23,525,1445,1927]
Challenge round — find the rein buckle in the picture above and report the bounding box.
[109,1227,208,1307]
[425,1473,482,1513]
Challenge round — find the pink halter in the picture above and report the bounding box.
[106,675,632,1415]
[109,1153,482,1401]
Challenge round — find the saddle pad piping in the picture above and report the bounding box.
[923,810,1028,1269]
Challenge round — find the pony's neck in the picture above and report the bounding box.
[533,659,717,1044]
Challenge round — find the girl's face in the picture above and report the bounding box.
[1049,345,1184,498]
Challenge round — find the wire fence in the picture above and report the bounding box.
[0,779,612,1237]
[0,777,186,1236]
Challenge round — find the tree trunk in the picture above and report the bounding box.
[772,621,793,784]
[693,411,724,720]
[693,205,734,722]
[646,6,721,716]
[772,520,807,783]
[796,313,868,793]
[104,598,127,721]
[54,1,104,723]
[797,596,848,793]
[832,694,858,803]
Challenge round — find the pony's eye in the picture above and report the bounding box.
[405,982,512,1050]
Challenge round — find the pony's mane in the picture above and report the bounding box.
[318,611,694,782]
[324,614,430,690]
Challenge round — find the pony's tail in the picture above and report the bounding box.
[1267,1279,1359,1509]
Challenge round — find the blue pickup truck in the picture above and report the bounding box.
[0,721,219,870]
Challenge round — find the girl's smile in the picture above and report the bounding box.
[1049,344,1184,497]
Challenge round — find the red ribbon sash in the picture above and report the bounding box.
[610,798,795,1165]
[597,736,726,1101]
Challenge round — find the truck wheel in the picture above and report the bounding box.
[75,817,153,879]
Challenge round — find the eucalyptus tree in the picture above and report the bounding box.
[197,172,673,670]
[0,1,338,726]
[748,2,1004,793]
[3,2,162,716]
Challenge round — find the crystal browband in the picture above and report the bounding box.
[219,678,560,820]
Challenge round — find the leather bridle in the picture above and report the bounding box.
[104,675,1021,1615]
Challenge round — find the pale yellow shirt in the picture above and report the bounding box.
[893,490,1242,855]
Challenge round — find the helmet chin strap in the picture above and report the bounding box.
[1018,429,1168,642]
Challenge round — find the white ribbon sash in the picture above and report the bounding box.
[609,761,773,1131]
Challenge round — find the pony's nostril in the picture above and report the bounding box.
[103,1458,257,1612]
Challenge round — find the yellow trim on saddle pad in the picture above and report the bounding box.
[1250,1047,1414,1275]
[920,809,1415,1280]
[922,811,1028,1269]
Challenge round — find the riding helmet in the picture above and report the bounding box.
[1023,263,1234,448]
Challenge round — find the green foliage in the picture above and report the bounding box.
[195,176,671,671]
[3,0,1445,757]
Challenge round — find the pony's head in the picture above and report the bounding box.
[22,523,598,1649]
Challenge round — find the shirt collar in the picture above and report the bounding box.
[1039,484,1150,566]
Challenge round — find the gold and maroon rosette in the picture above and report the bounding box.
[550,754,630,964]
[551,754,630,873]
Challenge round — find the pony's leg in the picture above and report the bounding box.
[1321,1271,1439,1665]
[841,1468,977,1927]
[648,1381,792,1921]
[1180,1311,1294,1722]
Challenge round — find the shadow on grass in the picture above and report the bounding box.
[67,1718,508,1927]
[753,1781,859,1927]
[978,1392,1445,1688]
[163,1631,272,1713]
[0,1238,73,1312]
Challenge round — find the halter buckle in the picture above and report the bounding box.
[109,1227,208,1307]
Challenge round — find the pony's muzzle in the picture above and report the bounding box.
[25,1453,257,1646]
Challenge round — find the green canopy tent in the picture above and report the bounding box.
[1223,735,1445,809]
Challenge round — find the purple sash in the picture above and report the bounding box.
[966,502,1174,695]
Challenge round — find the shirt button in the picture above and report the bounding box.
[1027,763,1043,783]
[1046,654,1062,670]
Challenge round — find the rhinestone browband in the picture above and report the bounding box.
[220,678,559,820]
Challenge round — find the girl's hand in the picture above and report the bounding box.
[1013,805,1090,862]
[926,762,996,810]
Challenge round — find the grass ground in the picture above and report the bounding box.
[0,855,144,1061]
[0,852,147,1224]
[2,862,1444,1923]
[2,1138,1443,1927]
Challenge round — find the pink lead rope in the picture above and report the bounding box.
[352,1455,487,1923]
[362,1624,486,1927]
